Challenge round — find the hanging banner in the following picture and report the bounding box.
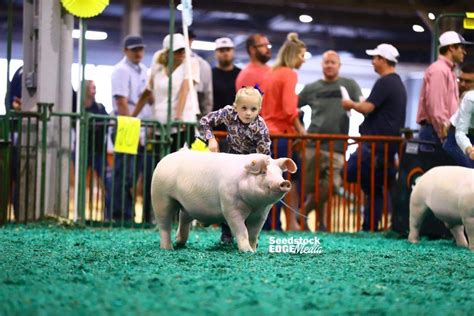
[181,0,193,26]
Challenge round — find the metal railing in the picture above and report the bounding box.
[1,109,405,232]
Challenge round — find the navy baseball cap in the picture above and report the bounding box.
[123,35,146,49]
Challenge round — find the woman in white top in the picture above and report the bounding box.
[133,33,200,127]
[134,33,201,222]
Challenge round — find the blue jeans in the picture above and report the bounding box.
[419,124,442,145]
[442,127,474,168]
[346,143,396,231]
[110,150,146,222]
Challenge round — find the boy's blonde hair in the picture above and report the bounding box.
[273,32,306,69]
[233,86,263,109]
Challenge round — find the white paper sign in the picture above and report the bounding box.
[340,86,350,100]
[0,103,6,115]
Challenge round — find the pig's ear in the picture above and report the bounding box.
[277,158,297,174]
[245,158,268,174]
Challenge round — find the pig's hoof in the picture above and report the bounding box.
[408,237,419,244]
[160,243,174,250]
[238,247,255,253]
[175,242,187,249]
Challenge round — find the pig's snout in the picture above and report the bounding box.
[279,180,291,192]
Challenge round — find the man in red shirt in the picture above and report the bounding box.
[235,33,272,89]
[417,31,472,144]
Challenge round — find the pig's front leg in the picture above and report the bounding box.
[223,209,253,252]
[246,209,271,251]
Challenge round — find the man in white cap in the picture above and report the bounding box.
[211,37,241,243]
[417,30,473,145]
[212,37,241,112]
[342,43,407,231]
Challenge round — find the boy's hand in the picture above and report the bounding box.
[439,122,450,140]
[208,138,219,152]
[466,146,474,160]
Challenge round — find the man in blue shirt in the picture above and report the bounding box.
[110,35,151,223]
[342,44,407,231]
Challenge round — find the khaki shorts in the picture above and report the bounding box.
[304,148,344,194]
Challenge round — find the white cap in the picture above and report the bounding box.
[366,43,399,63]
[215,37,234,50]
[438,31,473,48]
[163,33,186,51]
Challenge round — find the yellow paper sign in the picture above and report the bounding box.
[466,12,474,18]
[114,116,141,155]
[464,18,474,30]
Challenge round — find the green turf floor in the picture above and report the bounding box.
[0,223,472,316]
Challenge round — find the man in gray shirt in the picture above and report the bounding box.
[298,50,362,231]
[110,35,152,223]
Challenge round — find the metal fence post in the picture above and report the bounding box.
[37,103,53,219]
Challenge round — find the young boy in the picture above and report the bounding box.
[199,86,271,243]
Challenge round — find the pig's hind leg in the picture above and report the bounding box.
[462,216,474,251]
[175,210,193,248]
[446,223,468,248]
[408,188,429,244]
[154,196,180,250]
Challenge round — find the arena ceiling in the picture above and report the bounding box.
[1,0,474,65]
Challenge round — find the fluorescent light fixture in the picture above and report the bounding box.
[428,12,435,20]
[299,14,313,23]
[412,24,424,33]
[191,40,216,51]
[304,51,312,59]
[208,11,249,21]
[72,30,108,40]
[177,4,183,11]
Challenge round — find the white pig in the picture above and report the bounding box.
[151,149,297,252]
[408,166,474,250]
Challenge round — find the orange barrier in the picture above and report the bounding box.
[215,131,404,232]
